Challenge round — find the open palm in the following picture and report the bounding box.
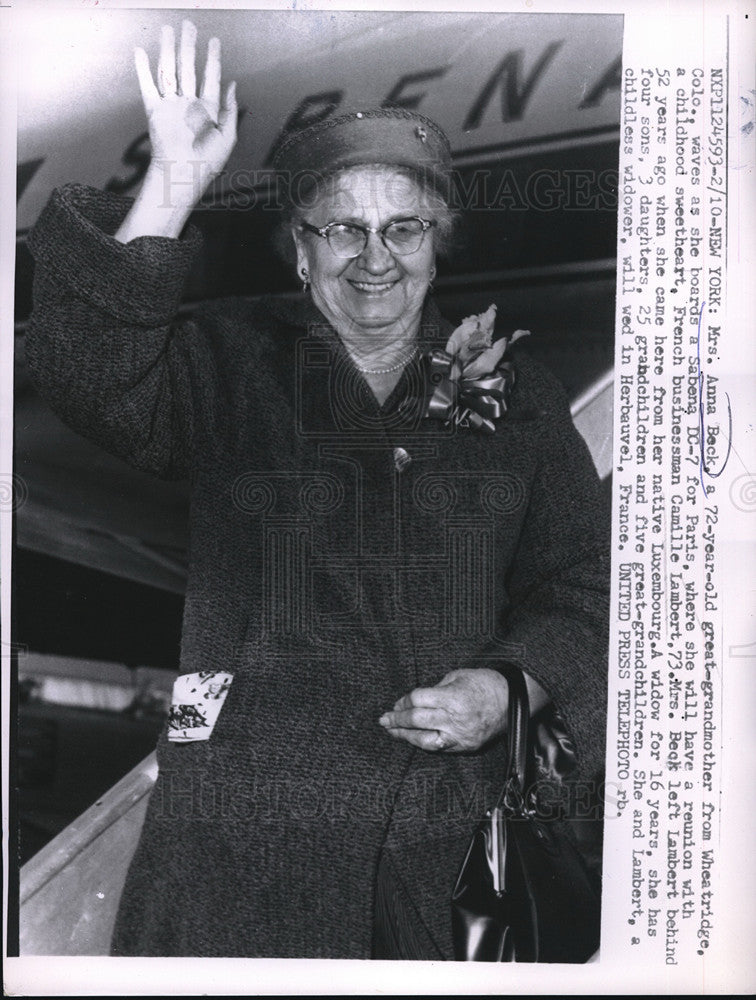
[135,21,237,202]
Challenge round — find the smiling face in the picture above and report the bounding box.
[291,166,437,348]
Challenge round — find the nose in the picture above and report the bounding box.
[357,230,395,274]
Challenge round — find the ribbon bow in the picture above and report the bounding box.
[424,305,529,433]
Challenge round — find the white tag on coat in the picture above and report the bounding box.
[166,671,234,742]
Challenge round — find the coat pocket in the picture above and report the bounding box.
[166,670,234,742]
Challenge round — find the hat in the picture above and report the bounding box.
[271,107,452,198]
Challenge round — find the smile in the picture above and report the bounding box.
[348,280,399,294]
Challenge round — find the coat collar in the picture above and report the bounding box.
[260,293,455,433]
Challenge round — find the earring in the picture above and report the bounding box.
[301,268,310,294]
[428,265,437,292]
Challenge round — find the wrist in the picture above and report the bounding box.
[115,165,201,242]
[475,668,510,736]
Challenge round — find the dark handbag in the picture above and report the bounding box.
[451,665,601,962]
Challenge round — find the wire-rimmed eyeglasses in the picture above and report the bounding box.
[299,216,436,258]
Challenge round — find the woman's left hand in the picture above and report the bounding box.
[378,668,509,753]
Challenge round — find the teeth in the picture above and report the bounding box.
[352,281,395,292]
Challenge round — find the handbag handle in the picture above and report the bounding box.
[495,664,530,807]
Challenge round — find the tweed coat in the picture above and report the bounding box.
[26,184,610,959]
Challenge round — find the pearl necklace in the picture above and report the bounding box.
[353,346,418,375]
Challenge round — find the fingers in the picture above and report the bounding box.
[217,81,238,141]
[134,47,159,112]
[141,23,227,127]
[392,686,448,712]
[383,727,453,752]
[381,670,505,754]
[379,705,448,731]
[157,24,177,97]
[379,700,457,753]
[178,19,197,97]
[201,36,222,118]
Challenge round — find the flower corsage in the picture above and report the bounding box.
[425,304,529,433]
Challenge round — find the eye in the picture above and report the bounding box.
[323,222,366,257]
[329,223,363,238]
[385,218,424,241]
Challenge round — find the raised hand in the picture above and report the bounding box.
[116,20,237,242]
[136,21,237,191]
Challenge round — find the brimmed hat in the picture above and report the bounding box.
[271,107,452,199]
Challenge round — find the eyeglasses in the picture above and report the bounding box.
[299,216,436,258]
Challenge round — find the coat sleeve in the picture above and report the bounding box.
[25,183,218,480]
[491,354,610,784]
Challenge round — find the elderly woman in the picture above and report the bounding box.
[25,22,608,959]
